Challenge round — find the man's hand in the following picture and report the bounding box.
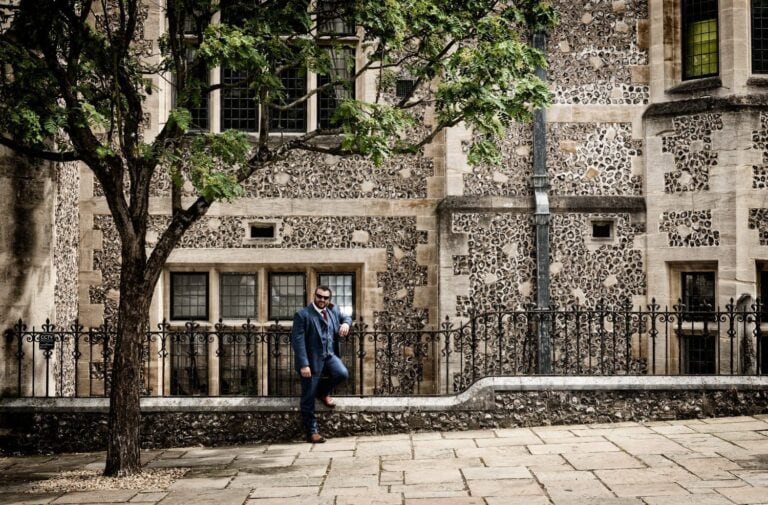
[339,323,350,337]
[300,366,311,378]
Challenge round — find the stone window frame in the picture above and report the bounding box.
[587,218,618,245]
[172,2,360,135]
[243,220,282,245]
[663,0,723,94]
[163,264,361,325]
[667,261,719,374]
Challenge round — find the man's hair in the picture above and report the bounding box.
[315,285,332,296]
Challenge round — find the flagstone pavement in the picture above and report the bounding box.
[2,415,768,504]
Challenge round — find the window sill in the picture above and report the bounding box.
[666,76,722,95]
[747,76,768,88]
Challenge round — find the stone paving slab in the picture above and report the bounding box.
[563,451,645,470]
[0,493,59,505]
[6,415,768,504]
[160,489,251,505]
[50,490,138,503]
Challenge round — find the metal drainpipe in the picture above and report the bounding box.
[532,30,552,374]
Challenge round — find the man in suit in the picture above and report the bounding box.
[291,285,351,443]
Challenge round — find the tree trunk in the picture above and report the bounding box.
[103,253,151,477]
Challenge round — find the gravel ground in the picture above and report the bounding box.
[26,468,188,493]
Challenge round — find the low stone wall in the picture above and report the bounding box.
[1,377,766,454]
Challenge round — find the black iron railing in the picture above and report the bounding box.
[2,299,766,398]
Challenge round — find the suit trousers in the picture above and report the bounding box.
[299,354,349,435]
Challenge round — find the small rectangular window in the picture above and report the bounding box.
[250,223,276,239]
[220,273,258,319]
[682,0,719,80]
[753,0,768,74]
[681,271,716,320]
[318,47,355,129]
[270,67,307,132]
[318,272,355,318]
[592,221,613,239]
[269,273,306,320]
[760,270,768,305]
[171,272,209,320]
[220,68,259,132]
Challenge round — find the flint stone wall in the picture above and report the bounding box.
[2,377,766,454]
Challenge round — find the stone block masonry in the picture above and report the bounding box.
[1,377,766,454]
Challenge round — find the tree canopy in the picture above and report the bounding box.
[0,0,556,476]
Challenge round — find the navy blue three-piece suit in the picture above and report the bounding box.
[291,302,352,435]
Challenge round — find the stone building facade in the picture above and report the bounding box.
[2,0,768,395]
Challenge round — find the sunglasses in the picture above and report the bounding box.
[315,294,331,300]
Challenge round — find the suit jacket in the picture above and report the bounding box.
[291,303,352,374]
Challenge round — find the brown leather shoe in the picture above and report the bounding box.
[307,433,326,443]
[319,395,336,408]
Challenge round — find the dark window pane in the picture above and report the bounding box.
[250,224,276,238]
[220,273,258,319]
[755,0,768,74]
[270,67,307,132]
[317,47,355,129]
[396,79,416,99]
[269,273,306,320]
[681,271,715,321]
[171,273,209,320]
[317,0,355,35]
[172,48,209,131]
[221,68,259,131]
[318,273,355,318]
[681,332,717,374]
[682,0,719,79]
[218,329,258,395]
[171,330,209,395]
[761,270,768,304]
[592,222,612,239]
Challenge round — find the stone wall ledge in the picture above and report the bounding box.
[437,196,646,215]
[3,376,766,414]
[644,94,768,118]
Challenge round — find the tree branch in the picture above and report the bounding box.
[0,136,81,162]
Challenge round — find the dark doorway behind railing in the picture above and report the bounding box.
[3,299,765,398]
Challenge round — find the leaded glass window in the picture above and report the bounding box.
[317,47,355,129]
[318,273,355,318]
[317,0,355,35]
[220,273,258,319]
[681,271,716,320]
[682,0,719,79]
[221,68,259,131]
[270,66,307,132]
[171,272,209,320]
[269,273,306,320]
